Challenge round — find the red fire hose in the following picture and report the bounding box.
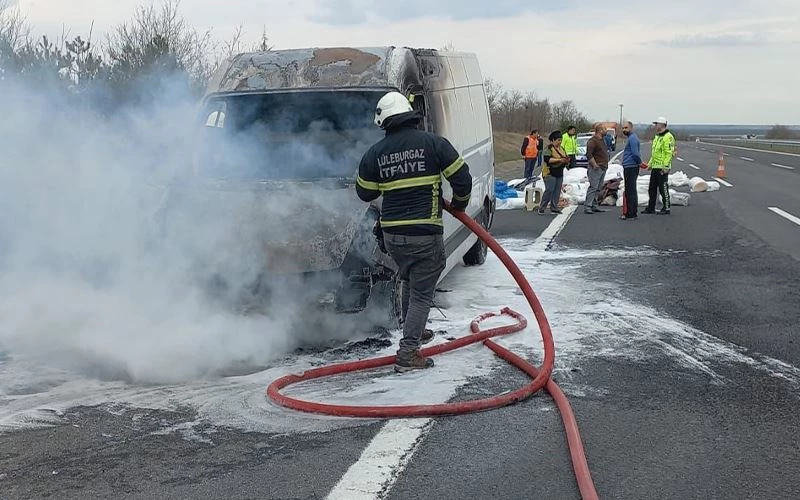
[267,204,599,499]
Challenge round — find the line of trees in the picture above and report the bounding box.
[766,125,800,140]
[484,78,594,134]
[0,0,269,109]
[4,0,596,128]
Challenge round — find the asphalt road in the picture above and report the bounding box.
[683,141,800,261]
[2,147,800,499]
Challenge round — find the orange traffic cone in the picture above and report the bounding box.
[716,152,727,178]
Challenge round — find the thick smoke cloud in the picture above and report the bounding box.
[0,74,388,383]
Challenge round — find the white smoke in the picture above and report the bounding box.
[0,75,386,384]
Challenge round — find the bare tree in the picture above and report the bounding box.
[551,100,591,132]
[105,0,214,95]
[440,41,456,52]
[0,0,30,74]
[219,24,245,61]
[0,1,28,49]
[484,77,502,113]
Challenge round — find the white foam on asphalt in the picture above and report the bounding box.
[2,218,799,438]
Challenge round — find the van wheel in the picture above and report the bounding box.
[365,275,403,330]
[462,206,489,266]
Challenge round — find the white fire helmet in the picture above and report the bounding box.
[653,116,668,125]
[374,91,413,128]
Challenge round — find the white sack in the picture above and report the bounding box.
[669,171,691,187]
[496,197,526,210]
[605,163,624,181]
[671,192,691,206]
[564,167,588,184]
[690,177,708,192]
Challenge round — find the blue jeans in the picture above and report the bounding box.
[524,158,536,179]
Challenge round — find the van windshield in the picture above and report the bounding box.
[196,90,387,180]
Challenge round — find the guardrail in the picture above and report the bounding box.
[698,138,800,155]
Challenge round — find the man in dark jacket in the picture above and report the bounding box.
[584,124,610,214]
[357,91,472,372]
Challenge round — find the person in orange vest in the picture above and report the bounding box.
[520,129,540,181]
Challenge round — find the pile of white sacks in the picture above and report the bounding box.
[499,162,720,210]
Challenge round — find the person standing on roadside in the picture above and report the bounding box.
[562,125,578,169]
[643,116,675,215]
[357,91,472,373]
[520,129,540,181]
[620,121,642,220]
[538,130,569,215]
[584,123,610,214]
[536,132,545,175]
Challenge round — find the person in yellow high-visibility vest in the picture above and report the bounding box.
[643,116,676,215]
[562,125,578,169]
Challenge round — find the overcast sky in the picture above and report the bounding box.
[10,0,800,124]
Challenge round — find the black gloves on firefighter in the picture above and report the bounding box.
[449,197,468,212]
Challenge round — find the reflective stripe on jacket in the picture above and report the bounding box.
[356,125,472,235]
[649,130,675,169]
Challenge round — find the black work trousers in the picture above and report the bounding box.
[647,169,670,212]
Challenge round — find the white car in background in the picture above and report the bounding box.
[574,133,593,168]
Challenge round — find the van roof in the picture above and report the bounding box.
[207,47,401,96]
[204,46,482,98]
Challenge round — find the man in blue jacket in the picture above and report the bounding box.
[620,121,641,220]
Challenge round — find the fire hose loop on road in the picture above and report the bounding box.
[267,204,599,499]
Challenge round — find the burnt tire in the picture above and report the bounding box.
[364,275,403,330]
[462,205,490,266]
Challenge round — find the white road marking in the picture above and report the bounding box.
[326,419,433,500]
[689,163,701,170]
[722,152,730,156]
[531,205,578,252]
[768,207,800,227]
[771,163,795,170]
[714,177,734,187]
[326,207,578,500]
[697,141,800,158]
[677,157,685,162]
[740,156,754,162]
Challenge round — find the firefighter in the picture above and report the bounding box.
[356,91,472,373]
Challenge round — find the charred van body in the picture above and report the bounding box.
[171,47,495,324]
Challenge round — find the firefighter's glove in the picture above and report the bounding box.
[450,198,469,212]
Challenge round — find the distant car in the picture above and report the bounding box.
[574,134,592,168]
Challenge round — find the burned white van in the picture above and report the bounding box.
[186,47,495,323]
